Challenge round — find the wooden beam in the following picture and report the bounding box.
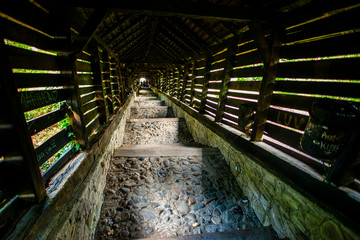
[71,9,108,54]
[199,54,212,114]
[250,23,281,141]
[71,0,271,22]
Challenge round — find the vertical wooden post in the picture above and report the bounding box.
[181,64,190,102]
[250,23,281,141]
[177,67,183,99]
[97,47,111,123]
[68,54,89,148]
[215,42,237,122]
[199,54,212,114]
[189,61,197,107]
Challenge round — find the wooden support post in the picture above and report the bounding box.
[97,47,111,123]
[68,54,89,148]
[250,24,281,141]
[181,64,190,102]
[177,67,183,99]
[215,42,237,122]
[199,55,212,114]
[189,61,197,107]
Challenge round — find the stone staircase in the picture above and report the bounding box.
[94,88,278,240]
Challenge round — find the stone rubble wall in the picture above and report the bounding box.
[8,95,136,240]
[155,90,359,240]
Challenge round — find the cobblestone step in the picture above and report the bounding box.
[131,106,174,119]
[123,118,194,145]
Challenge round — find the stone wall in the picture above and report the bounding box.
[8,94,135,240]
[155,90,360,240]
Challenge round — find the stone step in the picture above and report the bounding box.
[141,227,277,240]
[133,100,165,107]
[131,106,174,119]
[139,227,277,240]
[114,143,221,157]
[123,118,194,145]
[136,96,159,100]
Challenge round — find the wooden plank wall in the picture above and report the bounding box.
[0,4,131,235]
[159,4,360,179]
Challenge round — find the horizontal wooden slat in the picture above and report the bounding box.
[20,89,70,112]
[196,69,205,76]
[9,53,67,70]
[211,60,226,70]
[264,122,303,150]
[86,117,100,138]
[229,81,262,91]
[233,51,262,67]
[267,108,309,131]
[232,67,263,78]
[80,92,97,105]
[212,50,227,62]
[209,70,225,81]
[205,99,218,109]
[75,61,92,72]
[224,106,239,116]
[194,91,202,99]
[204,105,217,115]
[284,8,360,45]
[79,86,97,95]
[81,100,98,113]
[277,58,360,80]
[226,97,257,108]
[208,82,222,90]
[274,81,360,98]
[77,74,96,85]
[0,18,64,52]
[42,147,73,183]
[27,108,67,135]
[227,92,259,100]
[2,3,59,36]
[207,96,219,103]
[223,112,238,123]
[280,32,360,59]
[35,129,70,165]
[83,107,99,124]
[14,74,71,88]
[271,94,317,111]
[263,138,325,174]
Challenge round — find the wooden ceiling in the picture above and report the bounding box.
[66,0,354,77]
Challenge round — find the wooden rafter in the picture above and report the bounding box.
[166,18,209,52]
[105,15,144,44]
[145,17,158,58]
[71,0,272,22]
[99,14,132,39]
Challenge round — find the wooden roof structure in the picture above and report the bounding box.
[63,0,358,78]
